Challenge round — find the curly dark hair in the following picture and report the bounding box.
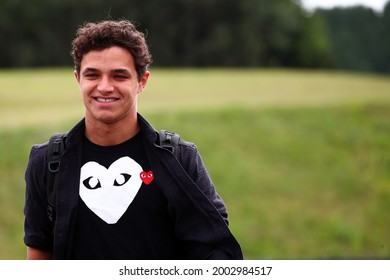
[71,20,152,81]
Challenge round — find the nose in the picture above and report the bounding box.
[97,76,114,93]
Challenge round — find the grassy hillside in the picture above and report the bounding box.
[1,68,389,259]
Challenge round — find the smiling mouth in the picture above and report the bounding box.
[95,97,118,103]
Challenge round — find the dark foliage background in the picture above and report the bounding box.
[0,0,389,73]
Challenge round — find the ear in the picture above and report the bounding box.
[74,70,80,84]
[138,71,150,93]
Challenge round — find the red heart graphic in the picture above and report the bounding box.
[140,171,154,185]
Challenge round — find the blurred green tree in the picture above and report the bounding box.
[317,5,388,72]
[0,0,387,72]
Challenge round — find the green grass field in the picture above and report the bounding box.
[1,68,389,259]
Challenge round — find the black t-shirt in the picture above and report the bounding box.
[71,133,180,259]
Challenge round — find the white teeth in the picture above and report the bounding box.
[96,98,115,103]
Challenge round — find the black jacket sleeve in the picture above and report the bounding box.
[170,141,242,259]
[177,142,229,224]
[24,144,53,251]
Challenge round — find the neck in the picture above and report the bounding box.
[84,115,140,146]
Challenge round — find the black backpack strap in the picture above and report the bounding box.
[47,133,67,225]
[159,129,180,158]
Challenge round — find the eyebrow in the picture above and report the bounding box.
[81,67,132,76]
[81,67,98,75]
[112,68,131,75]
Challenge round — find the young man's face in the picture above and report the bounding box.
[74,46,149,127]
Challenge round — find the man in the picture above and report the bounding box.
[24,20,242,260]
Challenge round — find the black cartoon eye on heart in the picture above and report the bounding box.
[83,176,102,190]
[114,173,132,186]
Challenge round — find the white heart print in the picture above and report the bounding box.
[79,156,143,224]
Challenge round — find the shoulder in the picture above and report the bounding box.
[178,138,197,154]
[25,141,49,180]
[173,136,199,163]
[28,141,49,161]
[176,138,206,176]
[27,119,84,164]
